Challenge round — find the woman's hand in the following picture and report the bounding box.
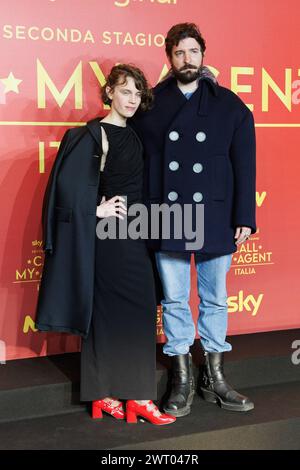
[96,195,127,220]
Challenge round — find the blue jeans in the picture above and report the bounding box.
[155,251,233,356]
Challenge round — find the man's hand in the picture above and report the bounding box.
[234,226,251,245]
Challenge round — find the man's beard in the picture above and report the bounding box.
[172,65,201,84]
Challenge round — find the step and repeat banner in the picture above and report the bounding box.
[1,0,299,360]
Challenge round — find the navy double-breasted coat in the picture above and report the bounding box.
[131,69,257,254]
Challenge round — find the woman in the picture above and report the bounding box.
[78,64,175,425]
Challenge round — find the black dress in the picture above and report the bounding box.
[80,122,157,401]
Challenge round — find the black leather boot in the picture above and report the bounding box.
[199,351,254,412]
[163,353,195,417]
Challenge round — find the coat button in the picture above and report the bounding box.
[169,160,180,171]
[193,163,203,173]
[196,131,206,142]
[193,192,203,202]
[169,131,180,141]
[168,191,179,201]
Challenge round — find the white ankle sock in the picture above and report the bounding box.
[134,400,149,405]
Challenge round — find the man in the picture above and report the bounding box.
[131,23,256,417]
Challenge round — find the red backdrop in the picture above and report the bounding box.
[1,0,299,361]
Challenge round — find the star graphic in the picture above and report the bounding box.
[0,72,22,94]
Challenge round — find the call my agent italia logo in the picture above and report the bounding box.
[14,240,43,291]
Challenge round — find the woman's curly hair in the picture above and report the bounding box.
[101,64,153,112]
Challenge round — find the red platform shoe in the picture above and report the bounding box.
[92,398,125,420]
[126,400,176,425]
